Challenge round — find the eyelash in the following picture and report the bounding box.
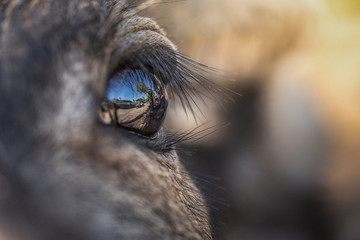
[149,122,230,153]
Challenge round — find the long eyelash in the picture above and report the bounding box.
[132,48,240,121]
[150,122,230,152]
[170,52,240,117]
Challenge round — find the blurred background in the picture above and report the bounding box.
[147,0,360,239]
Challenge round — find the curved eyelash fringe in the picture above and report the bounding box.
[170,52,240,118]
[136,49,240,122]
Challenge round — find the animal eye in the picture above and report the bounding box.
[99,69,168,137]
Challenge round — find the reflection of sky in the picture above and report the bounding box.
[106,70,154,102]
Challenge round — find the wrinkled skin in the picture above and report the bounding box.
[0,1,210,239]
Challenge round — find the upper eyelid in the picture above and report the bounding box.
[106,15,176,74]
[114,16,167,42]
[107,29,177,80]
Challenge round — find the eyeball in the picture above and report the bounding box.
[100,69,168,137]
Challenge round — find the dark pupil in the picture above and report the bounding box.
[100,69,168,136]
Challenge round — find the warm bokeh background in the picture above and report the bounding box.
[147,1,360,239]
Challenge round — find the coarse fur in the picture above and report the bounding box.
[0,0,213,239]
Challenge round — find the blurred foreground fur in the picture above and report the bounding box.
[0,1,212,239]
[150,0,360,239]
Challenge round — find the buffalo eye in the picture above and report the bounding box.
[100,69,168,137]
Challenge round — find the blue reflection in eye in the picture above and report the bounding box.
[106,70,154,102]
[100,69,168,136]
